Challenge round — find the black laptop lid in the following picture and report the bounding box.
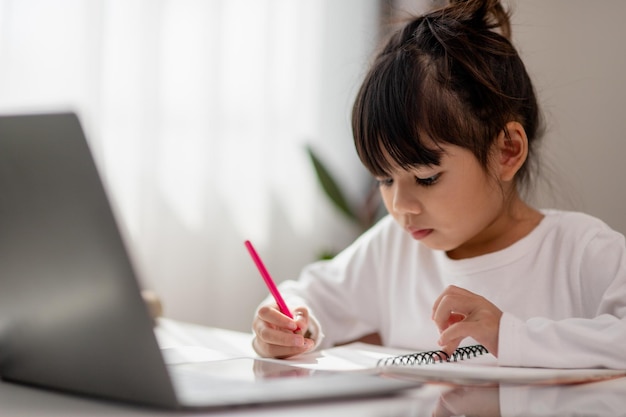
[0,112,178,408]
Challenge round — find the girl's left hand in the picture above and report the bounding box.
[431,285,503,357]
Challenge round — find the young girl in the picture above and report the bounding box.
[252,0,626,369]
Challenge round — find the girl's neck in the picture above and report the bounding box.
[446,196,543,260]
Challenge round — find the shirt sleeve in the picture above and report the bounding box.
[498,226,626,369]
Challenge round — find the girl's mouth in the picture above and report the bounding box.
[408,228,433,240]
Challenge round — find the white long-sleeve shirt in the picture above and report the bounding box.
[274,209,626,369]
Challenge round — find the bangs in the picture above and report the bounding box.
[352,49,468,177]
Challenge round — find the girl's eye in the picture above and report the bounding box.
[376,178,394,188]
[415,173,440,187]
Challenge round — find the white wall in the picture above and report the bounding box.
[512,0,626,235]
[393,0,626,236]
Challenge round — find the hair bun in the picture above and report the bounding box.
[435,0,511,40]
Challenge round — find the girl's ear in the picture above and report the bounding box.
[495,121,528,182]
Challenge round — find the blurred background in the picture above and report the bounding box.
[0,0,624,332]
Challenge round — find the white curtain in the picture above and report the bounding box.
[0,0,380,331]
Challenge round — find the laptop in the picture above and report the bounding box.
[0,112,419,409]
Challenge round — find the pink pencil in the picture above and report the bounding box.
[244,240,294,319]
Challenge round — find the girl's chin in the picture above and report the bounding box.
[416,235,460,253]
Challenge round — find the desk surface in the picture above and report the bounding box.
[2,319,626,416]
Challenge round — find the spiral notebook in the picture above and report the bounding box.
[377,344,489,366]
[292,343,626,386]
[374,345,626,385]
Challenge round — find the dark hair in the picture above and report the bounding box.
[352,0,543,191]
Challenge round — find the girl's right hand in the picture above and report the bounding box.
[252,304,315,358]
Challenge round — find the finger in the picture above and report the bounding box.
[440,315,501,356]
[438,332,465,356]
[439,324,468,350]
[432,294,475,332]
[252,336,314,359]
[254,317,306,345]
[292,307,310,335]
[431,285,466,317]
[438,319,487,352]
[257,304,298,331]
[252,326,309,358]
[447,312,466,327]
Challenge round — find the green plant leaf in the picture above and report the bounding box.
[306,145,358,223]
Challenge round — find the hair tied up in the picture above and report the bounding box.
[434,0,511,40]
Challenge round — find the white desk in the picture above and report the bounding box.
[2,319,625,416]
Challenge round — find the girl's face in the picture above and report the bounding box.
[377,143,508,259]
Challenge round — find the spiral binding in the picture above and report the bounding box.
[376,344,488,366]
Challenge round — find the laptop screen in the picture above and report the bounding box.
[0,112,178,408]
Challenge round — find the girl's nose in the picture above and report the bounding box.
[392,185,422,215]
